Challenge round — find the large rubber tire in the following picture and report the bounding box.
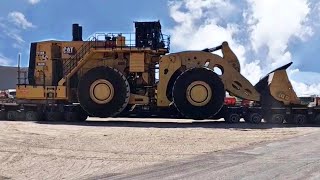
[172,68,225,119]
[78,111,88,122]
[78,66,130,118]
[77,106,89,121]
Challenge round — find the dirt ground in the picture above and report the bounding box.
[0,118,318,180]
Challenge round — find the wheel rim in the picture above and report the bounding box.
[296,115,306,124]
[89,79,114,104]
[275,116,281,122]
[26,112,35,120]
[8,112,14,120]
[230,114,239,122]
[46,113,54,121]
[252,114,261,123]
[186,81,212,107]
[267,114,285,124]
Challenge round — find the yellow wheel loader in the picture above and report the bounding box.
[0,21,318,125]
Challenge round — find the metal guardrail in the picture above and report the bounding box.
[63,36,97,76]
[93,33,170,49]
[62,33,170,78]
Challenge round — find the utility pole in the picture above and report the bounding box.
[17,53,21,85]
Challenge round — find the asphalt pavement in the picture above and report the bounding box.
[95,130,320,180]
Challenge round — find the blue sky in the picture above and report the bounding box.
[1,0,320,95]
[0,0,174,66]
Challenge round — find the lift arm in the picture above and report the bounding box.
[157,43,260,107]
[203,41,241,72]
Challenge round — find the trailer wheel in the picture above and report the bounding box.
[265,114,285,124]
[245,113,262,124]
[7,111,17,121]
[26,111,40,121]
[78,66,130,118]
[225,113,240,123]
[172,68,225,120]
[0,110,6,120]
[45,112,63,121]
[292,114,307,125]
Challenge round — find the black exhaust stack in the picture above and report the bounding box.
[72,23,83,41]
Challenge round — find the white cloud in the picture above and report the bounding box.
[0,11,35,49]
[0,21,25,47]
[241,60,263,84]
[168,0,320,96]
[168,0,248,78]
[28,0,41,5]
[247,0,312,70]
[287,69,320,96]
[168,0,237,51]
[0,54,12,66]
[8,11,35,29]
[291,80,320,97]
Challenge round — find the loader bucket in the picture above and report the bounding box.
[254,62,300,109]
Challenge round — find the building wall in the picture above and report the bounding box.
[0,66,28,90]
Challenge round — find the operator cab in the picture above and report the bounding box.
[134,21,167,50]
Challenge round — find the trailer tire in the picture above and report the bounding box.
[45,112,63,122]
[7,111,17,121]
[292,114,307,125]
[265,114,284,124]
[246,113,262,124]
[225,113,240,123]
[26,111,40,121]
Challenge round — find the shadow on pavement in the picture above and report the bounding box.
[34,118,320,130]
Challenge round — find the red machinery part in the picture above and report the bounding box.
[224,97,236,106]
